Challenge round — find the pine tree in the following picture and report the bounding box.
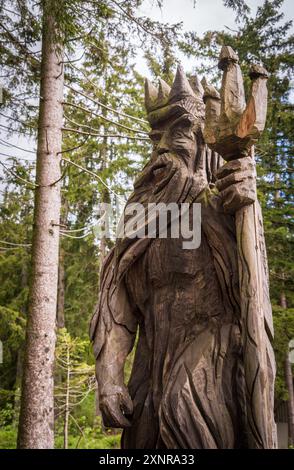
[17,0,65,448]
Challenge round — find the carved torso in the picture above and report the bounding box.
[91,56,276,449]
[122,206,245,449]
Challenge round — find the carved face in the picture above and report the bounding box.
[149,113,198,167]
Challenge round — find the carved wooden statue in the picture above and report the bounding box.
[90,46,277,449]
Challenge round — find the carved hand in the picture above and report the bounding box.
[215,156,256,214]
[99,385,133,428]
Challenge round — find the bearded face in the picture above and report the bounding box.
[145,67,205,170]
[149,113,200,171]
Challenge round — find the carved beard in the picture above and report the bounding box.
[165,138,222,189]
[168,125,204,173]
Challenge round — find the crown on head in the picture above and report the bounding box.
[145,66,205,126]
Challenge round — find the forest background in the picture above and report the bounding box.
[0,0,293,449]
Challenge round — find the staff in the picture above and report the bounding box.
[203,45,277,449]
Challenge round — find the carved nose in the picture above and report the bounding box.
[157,134,170,154]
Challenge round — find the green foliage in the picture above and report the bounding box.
[0,403,18,449]
[0,306,25,351]
[53,329,122,449]
[54,329,94,442]
[0,306,25,400]
[54,424,120,449]
[0,425,17,449]
[0,0,293,448]
[0,401,15,427]
[0,420,121,449]
[273,306,294,400]
[223,0,250,17]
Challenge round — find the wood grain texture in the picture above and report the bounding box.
[203,46,277,448]
[90,60,276,448]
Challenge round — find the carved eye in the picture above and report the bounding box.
[170,118,193,137]
[181,116,194,127]
[149,132,162,144]
[172,130,184,139]
[153,166,166,181]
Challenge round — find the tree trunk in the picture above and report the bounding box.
[285,355,294,447]
[17,5,64,449]
[280,291,294,447]
[13,254,29,413]
[13,350,23,417]
[280,290,287,309]
[56,246,65,328]
[56,194,68,329]
[98,129,110,270]
[63,343,70,449]
[99,192,110,271]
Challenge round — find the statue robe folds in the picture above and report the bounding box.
[90,59,276,449]
[90,146,271,449]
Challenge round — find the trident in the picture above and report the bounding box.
[203,46,277,448]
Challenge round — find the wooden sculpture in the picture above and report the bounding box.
[90,46,277,449]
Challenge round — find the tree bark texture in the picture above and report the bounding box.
[63,344,70,449]
[18,5,64,449]
[56,246,65,329]
[280,291,294,447]
[285,354,294,447]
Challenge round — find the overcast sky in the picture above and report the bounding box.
[0,0,293,161]
[136,0,293,77]
[140,0,293,33]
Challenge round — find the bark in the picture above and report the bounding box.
[285,355,294,447]
[63,344,70,449]
[280,292,294,447]
[98,115,110,271]
[13,255,28,412]
[17,6,64,449]
[56,246,65,328]
[280,291,287,309]
[13,350,23,416]
[56,194,68,328]
[96,132,109,423]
